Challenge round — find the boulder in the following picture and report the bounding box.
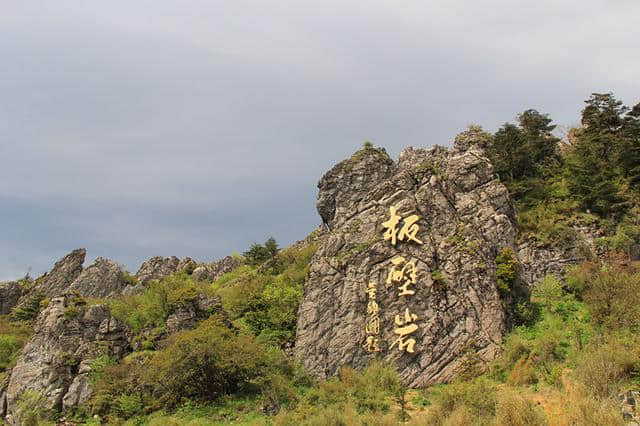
[294,142,518,387]
[619,390,640,423]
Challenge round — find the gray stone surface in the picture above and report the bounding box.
[295,142,518,387]
[620,390,640,423]
[517,224,606,287]
[33,248,86,298]
[165,294,226,334]
[66,257,132,299]
[135,255,198,285]
[192,256,242,283]
[0,282,22,315]
[135,255,181,285]
[4,295,130,422]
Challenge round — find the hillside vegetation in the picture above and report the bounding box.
[2,92,639,425]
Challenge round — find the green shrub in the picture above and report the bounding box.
[108,272,214,334]
[214,243,315,346]
[243,237,279,266]
[140,316,294,410]
[507,358,538,386]
[274,360,401,424]
[0,335,21,371]
[120,271,138,286]
[88,355,117,385]
[493,275,591,386]
[15,390,52,426]
[10,290,45,321]
[114,393,144,418]
[495,247,519,296]
[566,254,640,330]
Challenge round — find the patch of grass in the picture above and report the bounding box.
[0,315,33,373]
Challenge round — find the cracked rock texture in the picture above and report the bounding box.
[191,256,242,283]
[3,295,130,424]
[517,224,607,287]
[135,255,196,285]
[67,257,133,298]
[295,140,518,387]
[33,249,86,298]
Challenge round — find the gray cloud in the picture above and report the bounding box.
[1,1,638,280]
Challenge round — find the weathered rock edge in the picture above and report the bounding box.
[295,140,518,387]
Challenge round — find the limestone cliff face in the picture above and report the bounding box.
[294,140,517,387]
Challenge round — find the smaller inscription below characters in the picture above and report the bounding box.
[363,281,382,353]
[381,206,423,246]
[365,316,380,334]
[363,335,381,352]
[390,308,419,353]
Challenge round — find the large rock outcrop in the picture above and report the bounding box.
[33,249,86,298]
[135,256,197,285]
[0,282,22,315]
[294,141,518,387]
[191,256,242,283]
[4,295,130,423]
[517,223,606,287]
[66,257,133,298]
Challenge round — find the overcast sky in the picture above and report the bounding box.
[1,1,638,280]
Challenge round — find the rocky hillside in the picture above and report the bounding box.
[0,252,240,424]
[1,94,639,424]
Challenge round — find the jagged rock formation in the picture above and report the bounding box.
[135,255,196,285]
[192,256,242,283]
[165,294,226,334]
[33,249,86,298]
[295,140,518,387]
[132,293,229,351]
[66,257,133,298]
[0,282,22,315]
[3,295,130,423]
[517,224,606,286]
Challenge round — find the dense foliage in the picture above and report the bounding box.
[486,93,640,250]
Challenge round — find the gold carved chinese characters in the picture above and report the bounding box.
[386,256,417,296]
[389,308,419,353]
[381,206,423,246]
[362,205,424,354]
[383,206,422,354]
[363,281,381,352]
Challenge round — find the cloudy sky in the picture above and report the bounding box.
[1,1,638,280]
